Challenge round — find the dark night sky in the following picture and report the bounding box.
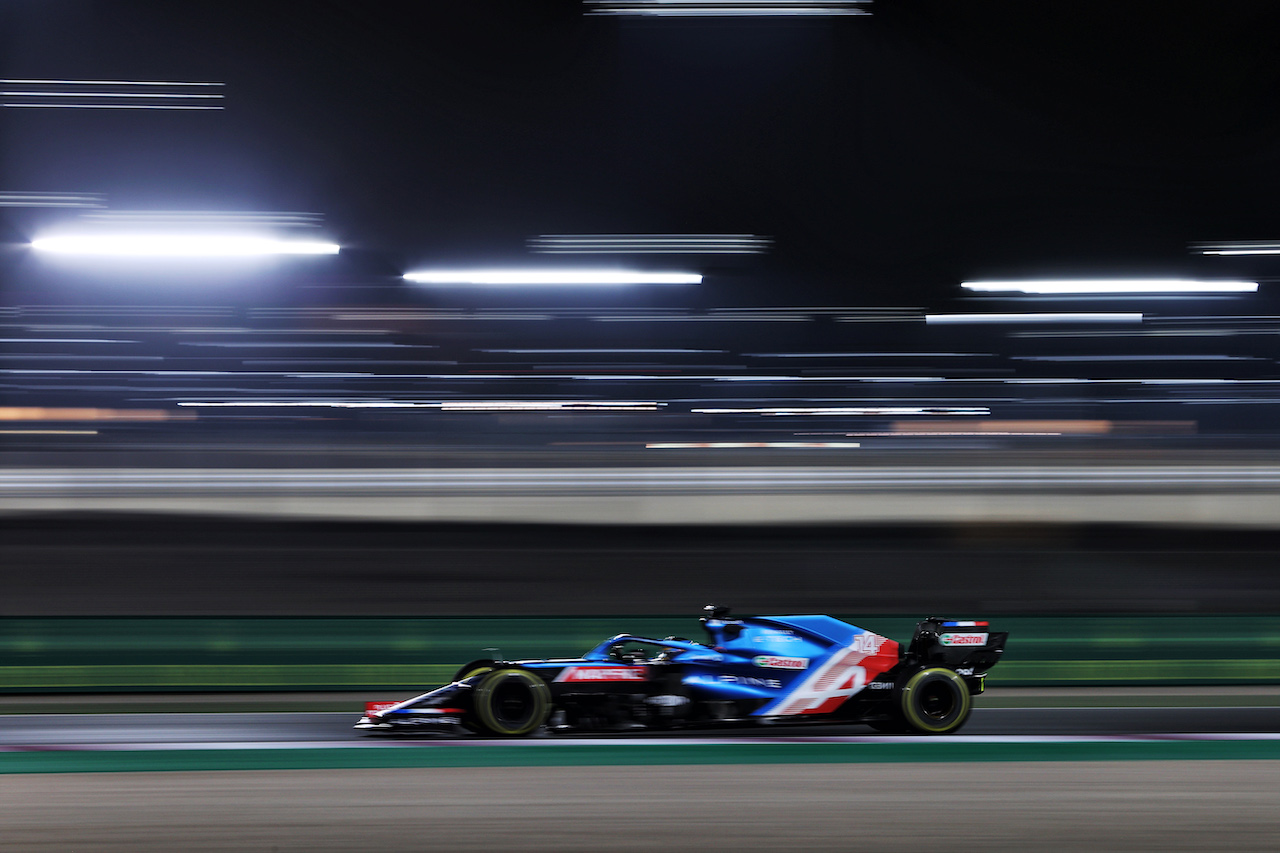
[4,0,1280,307]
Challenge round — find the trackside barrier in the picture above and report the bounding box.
[1,615,1278,692]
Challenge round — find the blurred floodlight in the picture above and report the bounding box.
[586,0,870,15]
[31,235,340,257]
[1192,241,1280,255]
[962,279,1257,294]
[83,210,324,227]
[2,78,225,110]
[693,406,989,416]
[403,269,701,285]
[1,78,225,86]
[647,442,861,449]
[4,104,222,110]
[926,313,1143,324]
[0,192,105,208]
[178,400,662,412]
[530,234,771,254]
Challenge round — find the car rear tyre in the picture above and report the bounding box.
[900,667,972,734]
[473,668,551,737]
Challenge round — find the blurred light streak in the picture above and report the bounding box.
[0,429,97,435]
[530,234,771,254]
[2,78,225,110]
[476,348,720,354]
[745,351,990,358]
[439,401,661,412]
[1192,241,1280,255]
[0,367,965,384]
[82,210,325,228]
[893,420,1112,434]
[832,309,927,323]
[242,360,457,367]
[593,314,804,322]
[710,375,947,382]
[586,0,870,15]
[842,431,1066,437]
[3,91,223,99]
[1014,354,1255,362]
[403,270,701,286]
[0,192,105,208]
[692,406,989,415]
[962,279,1257,294]
[997,378,1255,385]
[4,104,223,110]
[183,341,425,348]
[294,307,921,323]
[177,400,661,412]
[1010,330,1235,338]
[926,313,1143,324]
[31,235,340,256]
[0,407,184,422]
[330,312,553,321]
[1,78,225,86]
[0,355,163,361]
[647,442,860,449]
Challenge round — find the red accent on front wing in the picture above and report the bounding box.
[365,701,404,715]
[366,702,465,716]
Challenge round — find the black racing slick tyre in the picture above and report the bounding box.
[452,660,497,682]
[472,668,551,737]
[900,667,972,734]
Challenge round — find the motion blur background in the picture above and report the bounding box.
[5,0,1280,691]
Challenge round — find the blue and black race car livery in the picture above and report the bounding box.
[355,605,1008,736]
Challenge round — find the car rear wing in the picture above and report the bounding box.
[906,618,1008,692]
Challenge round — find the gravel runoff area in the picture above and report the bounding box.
[3,763,1280,852]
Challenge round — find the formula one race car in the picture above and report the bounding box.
[355,605,1007,737]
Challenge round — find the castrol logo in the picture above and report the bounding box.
[753,655,809,670]
[940,632,988,646]
[554,666,648,682]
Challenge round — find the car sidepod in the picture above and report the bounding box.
[693,615,901,721]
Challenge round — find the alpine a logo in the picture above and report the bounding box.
[554,666,648,682]
[940,632,989,646]
[753,655,809,670]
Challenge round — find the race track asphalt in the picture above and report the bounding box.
[4,704,1280,745]
[4,704,1280,851]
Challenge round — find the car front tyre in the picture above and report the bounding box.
[472,668,551,737]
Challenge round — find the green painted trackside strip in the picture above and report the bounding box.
[996,659,1280,683]
[0,664,456,691]
[4,740,1280,774]
[5,614,1280,691]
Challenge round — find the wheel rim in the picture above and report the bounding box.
[491,678,536,727]
[901,668,971,734]
[475,669,550,736]
[917,680,958,721]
